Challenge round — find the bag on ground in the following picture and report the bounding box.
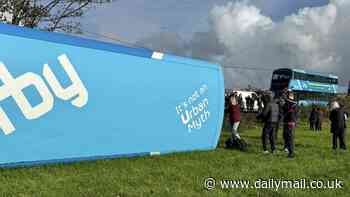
[225,137,248,151]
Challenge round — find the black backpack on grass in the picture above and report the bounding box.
[225,137,248,151]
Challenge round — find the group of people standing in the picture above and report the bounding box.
[309,107,324,131]
[257,90,298,158]
[225,91,264,112]
[309,102,348,150]
[244,92,265,112]
[228,89,298,158]
[227,89,348,159]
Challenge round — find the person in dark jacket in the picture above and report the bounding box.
[258,92,279,154]
[228,95,241,139]
[244,95,250,112]
[257,93,263,112]
[309,107,317,131]
[329,101,347,150]
[274,95,285,144]
[316,107,324,131]
[282,90,298,158]
[238,93,243,110]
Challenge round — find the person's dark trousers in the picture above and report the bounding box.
[309,120,313,130]
[283,126,288,150]
[284,124,295,157]
[333,129,346,150]
[316,121,322,131]
[275,122,280,142]
[310,121,315,131]
[262,122,276,152]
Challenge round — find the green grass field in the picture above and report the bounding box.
[0,121,349,197]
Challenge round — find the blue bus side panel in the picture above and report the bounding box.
[0,25,224,167]
[289,80,337,93]
[289,79,337,106]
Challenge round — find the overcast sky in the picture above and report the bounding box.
[82,0,329,42]
[78,0,350,89]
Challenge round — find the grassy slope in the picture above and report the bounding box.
[0,121,349,197]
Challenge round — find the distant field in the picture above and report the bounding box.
[0,121,349,197]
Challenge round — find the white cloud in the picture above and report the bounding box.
[211,1,273,39]
[207,0,350,88]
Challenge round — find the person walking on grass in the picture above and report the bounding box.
[282,90,298,158]
[228,95,241,140]
[329,101,347,150]
[257,92,279,154]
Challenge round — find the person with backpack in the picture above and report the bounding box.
[329,101,347,150]
[257,92,279,154]
[282,90,298,158]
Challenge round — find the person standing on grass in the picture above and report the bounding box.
[309,107,317,131]
[282,90,298,158]
[329,101,347,150]
[245,95,251,112]
[274,94,285,143]
[238,93,243,110]
[316,107,324,131]
[228,95,241,140]
[258,92,279,154]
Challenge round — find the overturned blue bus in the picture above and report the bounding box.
[270,68,338,106]
[0,23,224,167]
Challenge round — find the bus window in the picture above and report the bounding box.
[293,71,338,84]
